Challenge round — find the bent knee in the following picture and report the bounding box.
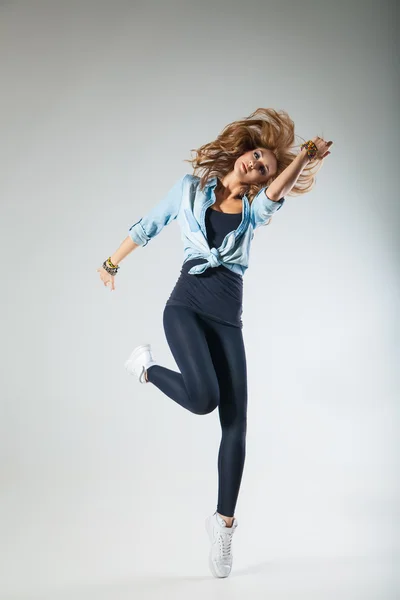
[189,391,219,415]
[185,381,219,415]
[194,401,218,415]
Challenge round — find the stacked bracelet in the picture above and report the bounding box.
[102,257,120,276]
[300,140,318,161]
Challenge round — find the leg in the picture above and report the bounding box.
[202,318,248,520]
[146,305,220,415]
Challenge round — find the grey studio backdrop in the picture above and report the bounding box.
[0,1,399,599]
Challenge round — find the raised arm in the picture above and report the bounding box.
[250,137,332,229]
[266,137,332,200]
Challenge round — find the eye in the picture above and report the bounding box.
[253,151,267,175]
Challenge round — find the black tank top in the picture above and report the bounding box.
[165,206,244,327]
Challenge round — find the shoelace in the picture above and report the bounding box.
[218,529,234,559]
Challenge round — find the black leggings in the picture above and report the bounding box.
[146,304,248,517]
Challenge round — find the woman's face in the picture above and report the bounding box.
[234,148,278,186]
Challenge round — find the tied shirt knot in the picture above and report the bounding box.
[187,247,223,275]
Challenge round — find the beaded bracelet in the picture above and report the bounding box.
[102,257,119,276]
[300,140,318,161]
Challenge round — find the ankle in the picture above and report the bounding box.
[217,512,234,527]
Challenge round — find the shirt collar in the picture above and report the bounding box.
[204,176,219,191]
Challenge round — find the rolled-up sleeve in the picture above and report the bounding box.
[128,175,186,246]
[250,186,285,229]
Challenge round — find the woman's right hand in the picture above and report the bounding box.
[96,266,115,291]
[311,136,333,160]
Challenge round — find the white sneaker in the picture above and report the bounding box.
[124,344,157,384]
[205,511,238,578]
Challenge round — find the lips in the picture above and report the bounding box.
[241,162,247,173]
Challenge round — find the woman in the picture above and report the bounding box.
[97,108,332,578]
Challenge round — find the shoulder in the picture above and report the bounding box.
[174,173,199,186]
[180,173,201,193]
[183,173,200,185]
[177,173,213,194]
[165,174,198,197]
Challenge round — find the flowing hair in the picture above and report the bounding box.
[185,107,323,203]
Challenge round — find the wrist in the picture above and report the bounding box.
[103,257,119,276]
[298,146,312,165]
[299,141,318,163]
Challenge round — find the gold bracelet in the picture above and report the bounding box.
[107,257,118,269]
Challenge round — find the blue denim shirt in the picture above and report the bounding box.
[128,174,285,276]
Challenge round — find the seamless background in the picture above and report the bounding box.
[0,1,399,598]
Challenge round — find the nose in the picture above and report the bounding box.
[248,159,258,171]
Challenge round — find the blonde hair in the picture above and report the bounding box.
[186,107,323,203]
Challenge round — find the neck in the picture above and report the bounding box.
[217,171,245,200]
